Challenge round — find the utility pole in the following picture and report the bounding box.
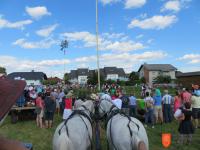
[96,0,101,92]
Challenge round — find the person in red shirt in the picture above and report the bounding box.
[63,91,73,120]
[35,92,44,128]
[181,88,192,104]
[174,91,181,112]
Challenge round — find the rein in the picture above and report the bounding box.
[100,99,140,150]
[58,107,93,150]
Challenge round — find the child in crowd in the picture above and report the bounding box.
[178,102,195,144]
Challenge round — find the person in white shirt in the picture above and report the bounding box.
[162,90,173,123]
[112,98,122,109]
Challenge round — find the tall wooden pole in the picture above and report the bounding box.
[96,0,101,92]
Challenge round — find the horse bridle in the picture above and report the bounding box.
[98,99,118,119]
[81,105,91,114]
[58,104,94,150]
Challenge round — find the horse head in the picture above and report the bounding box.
[98,99,114,118]
[79,100,95,117]
[74,99,84,109]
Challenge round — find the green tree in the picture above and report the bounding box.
[129,71,139,81]
[128,71,140,85]
[140,77,146,84]
[153,75,171,84]
[87,72,104,85]
[105,79,116,84]
[0,66,6,74]
[64,73,70,84]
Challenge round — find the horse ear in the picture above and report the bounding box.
[138,141,147,150]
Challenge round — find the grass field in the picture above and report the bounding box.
[0,87,199,150]
[0,114,200,150]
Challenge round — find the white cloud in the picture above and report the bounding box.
[136,34,144,39]
[100,0,120,5]
[73,51,167,72]
[179,66,200,73]
[75,56,96,63]
[62,31,96,44]
[125,0,146,9]
[13,38,58,49]
[178,54,200,64]
[147,39,154,44]
[25,6,51,19]
[102,33,125,39]
[0,17,32,29]
[36,24,58,37]
[102,41,144,52]
[161,0,181,12]
[128,15,177,30]
[1,50,167,77]
[161,0,192,13]
[0,55,70,77]
[62,31,144,52]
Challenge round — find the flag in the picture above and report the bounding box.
[162,133,171,148]
[60,39,68,55]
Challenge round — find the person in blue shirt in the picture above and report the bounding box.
[153,89,163,124]
[129,94,137,117]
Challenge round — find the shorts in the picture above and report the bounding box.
[56,100,60,108]
[45,111,54,121]
[154,106,163,118]
[38,109,44,118]
[63,109,72,120]
[192,108,200,119]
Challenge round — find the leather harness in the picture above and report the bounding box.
[105,103,140,150]
[58,107,93,150]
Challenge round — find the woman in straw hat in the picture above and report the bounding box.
[0,78,28,150]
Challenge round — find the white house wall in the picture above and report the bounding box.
[69,78,78,84]
[149,70,176,85]
[78,76,88,84]
[26,80,41,86]
[118,77,129,81]
[106,74,118,81]
[139,66,144,78]
[168,71,176,79]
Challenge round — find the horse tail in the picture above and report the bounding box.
[57,133,74,150]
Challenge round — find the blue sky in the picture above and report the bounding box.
[0,0,200,77]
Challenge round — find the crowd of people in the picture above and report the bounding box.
[100,83,200,145]
[15,85,73,128]
[15,83,200,144]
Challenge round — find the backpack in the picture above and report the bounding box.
[121,96,129,106]
[146,100,153,108]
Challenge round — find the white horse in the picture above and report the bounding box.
[98,99,149,150]
[53,100,94,150]
[74,99,84,109]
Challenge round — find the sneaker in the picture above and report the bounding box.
[152,126,154,129]
[144,125,147,128]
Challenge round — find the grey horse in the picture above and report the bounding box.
[98,99,149,150]
[53,100,94,150]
